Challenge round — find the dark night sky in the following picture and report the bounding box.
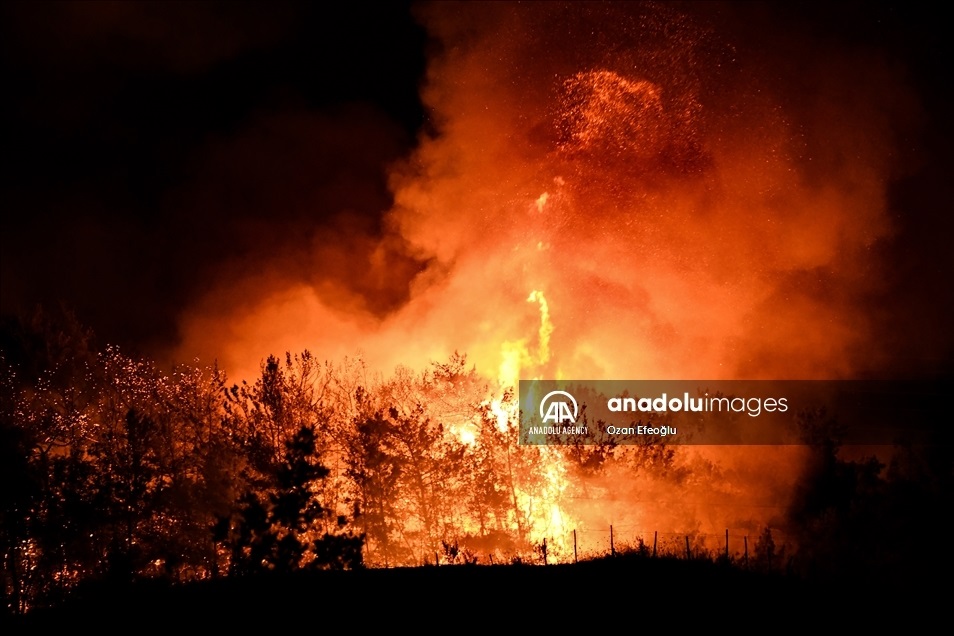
[1,2,428,352]
[2,1,951,377]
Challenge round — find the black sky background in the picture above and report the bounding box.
[1,1,428,353]
[1,1,951,377]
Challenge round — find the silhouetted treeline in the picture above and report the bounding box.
[0,309,582,613]
[1,309,948,615]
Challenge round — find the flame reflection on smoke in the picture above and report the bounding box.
[174,3,920,559]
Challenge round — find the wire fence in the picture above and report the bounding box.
[504,525,795,568]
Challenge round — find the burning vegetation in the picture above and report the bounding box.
[2,1,950,618]
[3,308,948,614]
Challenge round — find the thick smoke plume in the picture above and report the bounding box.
[178,2,915,384]
[172,3,923,550]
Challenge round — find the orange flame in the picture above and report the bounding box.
[172,2,918,562]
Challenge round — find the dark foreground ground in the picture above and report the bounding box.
[7,555,944,631]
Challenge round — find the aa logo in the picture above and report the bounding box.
[539,390,578,424]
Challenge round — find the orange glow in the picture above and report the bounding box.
[171,3,917,563]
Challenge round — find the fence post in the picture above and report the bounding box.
[725,529,729,560]
[744,535,748,567]
[653,531,657,558]
[685,536,691,560]
[573,529,578,564]
[610,525,615,556]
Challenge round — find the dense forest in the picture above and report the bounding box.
[0,309,603,612]
[1,309,948,616]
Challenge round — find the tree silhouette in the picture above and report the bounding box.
[345,411,405,566]
[220,425,363,574]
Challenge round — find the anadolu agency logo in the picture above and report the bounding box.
[529,390,588,436]
[541,390,578,424]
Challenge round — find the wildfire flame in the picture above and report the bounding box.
[170,2,916,563]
